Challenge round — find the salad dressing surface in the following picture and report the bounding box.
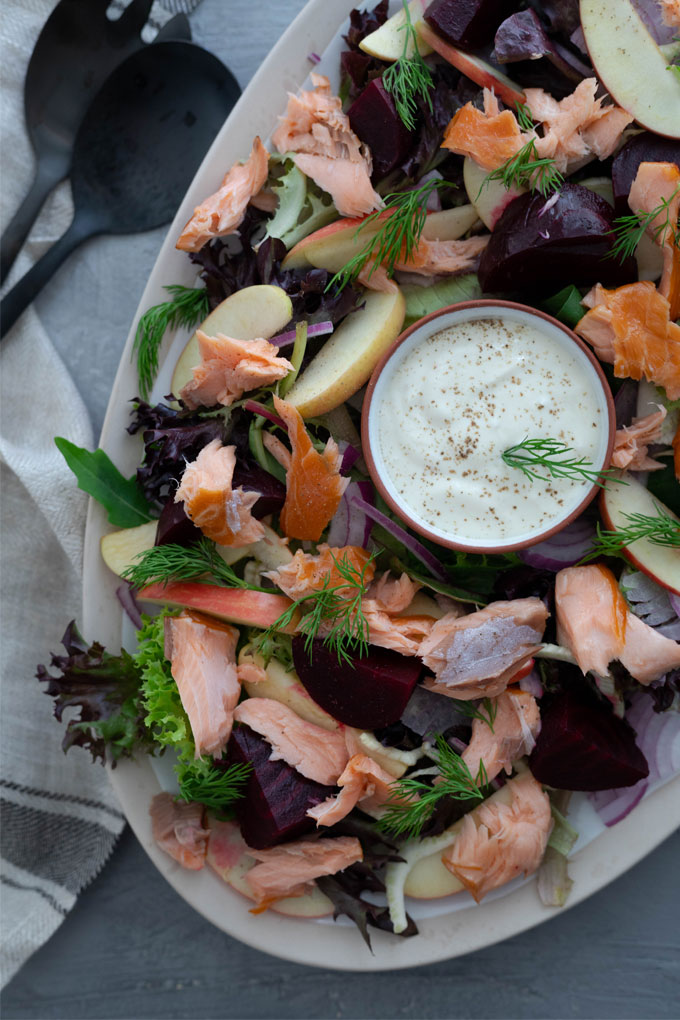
[374,316,606,545]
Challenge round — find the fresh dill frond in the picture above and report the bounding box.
[608,184,680,263]
[453,697,497,733]
[176,758,251,814]
[327,178,454,291]
[121,537,269,592]
[482,104,563,198]
[252,552,375,666]
[382,0,434,131]
[133,284,210,400]
[579,507,680,562]
[502,438,625,488]
[378,734,486,839]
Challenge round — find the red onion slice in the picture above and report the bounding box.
[338,441,360,475]
[519,669,543,698]
[269,321,333,348]
[243,400,285,429]
[519,517,596,571]
[116,583,143,630]
[351,498,449,581]
[327,481,375,549]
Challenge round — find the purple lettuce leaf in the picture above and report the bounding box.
[344,0,389,51]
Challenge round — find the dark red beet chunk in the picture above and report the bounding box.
[226,724,335,849]
[292,637,422,729]
[155,497,201,547]
[348,79,414,179]
[478,184,637,294]
[424,0,517,51]
[529,685,649,791]
[611,133,680,218]
[232,459,285,519]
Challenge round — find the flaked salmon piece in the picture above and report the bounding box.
[658,0,680,27]
[262,431,292,471]
[527,79,633,173]
[576,281,680,400]
[245,835,363,911]
[175,439,265,547]
[164,611,241,756]
[265,544,375,601]
[441,771,552,902]
[150,793,208,870]
[556,564,680,683]
[418,599,548,700]
[441,96,526,170]
[628,162,680,319]
[307,753,402,826]
[361,571,434,655]
[180,330,294,410]
[233,697,349,784]
[393,235,489,277]
[293,153,381,218]
[619,611,680,684]
[366,572,420,613]
[236,660,268,685]
[271,395,349,541]
[674,420,680,480]
[357,260,400,294]
[250,188,278,213]
[176,136,269,252]
[462,689,541,784]
[272,73,381,219]
[555,565,628,676]
[612,407,668,471]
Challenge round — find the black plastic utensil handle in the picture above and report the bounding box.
[0,149,71,284]
[0,216,96,340]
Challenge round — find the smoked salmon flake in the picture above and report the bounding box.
[270,395,349,541]
[180,329,294,410]
[164,611,241,757]
[628,161,680,320]
[462,689,541,784]
[176,136,269,252]
[271,73,382,218]
[266,544,375,601]
[612,408,668,472]
[441,771,552,902]
[175,439,265,547]
[576,281,680,400]
[149,792,209,870]
[307,753,403,827]
[442,95,526,170]
[245,835,363,911]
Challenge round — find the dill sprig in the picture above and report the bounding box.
[253,552,375,667]
[482,103,563,198]
[608,184,680,263]
[579,507,680,562]
[133,284,210,400]
[382,0,434,131]
[176,758,251,814]
[453,697,497,732]
[121,537,269,592]
[378,735,486,840]
[327,178,454,291]
[502,438,625,488]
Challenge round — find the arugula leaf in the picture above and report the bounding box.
[541,285,585,328]
[55,437,153,528]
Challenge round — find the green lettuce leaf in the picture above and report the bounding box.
[55,437,153,528]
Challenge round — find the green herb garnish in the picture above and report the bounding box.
[121,537,269,591]
[452,697,497,733]
[133,284,210,400]
[579,507,680,562]
[378,735,486,839]
[175,758,251,814]
[482,103,563,198]
[253,552,375,666]
[382,0,434,131]
[55,437,153,528]
[667,63,680,84]
[328,178,453,291]
[502,438,625,488]
[608,184,680,263]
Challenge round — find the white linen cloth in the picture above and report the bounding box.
[0,0,199,987]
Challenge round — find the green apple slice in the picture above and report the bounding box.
[359,0,432,59]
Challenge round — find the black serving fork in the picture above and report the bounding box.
[0,0,191,282]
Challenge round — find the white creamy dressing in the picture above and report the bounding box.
[371,314,609,547]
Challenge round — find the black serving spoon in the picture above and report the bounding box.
[1,40,240,340]
[0,0,192,283]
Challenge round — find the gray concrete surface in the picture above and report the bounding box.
[3,1,680,1016]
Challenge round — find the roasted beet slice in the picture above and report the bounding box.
[425,0,517,51]
[232,458,286,519]
[292,637,422,730]
[226,724,335,849]
[478,184,637,294]
[155,497,202,547]
[348,79,414,179]
[529,684,649,791]
[611,133,680,218]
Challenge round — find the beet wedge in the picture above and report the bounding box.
[226,724,336,848]
[529,684,649,791]
[292,636,422,730]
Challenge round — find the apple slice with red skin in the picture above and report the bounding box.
[580,0,680,139]
[463,156,526,230]
[600,474,680,595]
[416,21,525,108]
[137,581,299,630]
